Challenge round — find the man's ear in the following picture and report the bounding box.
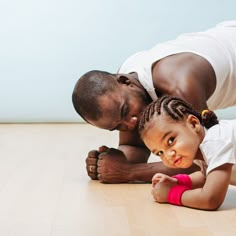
[117,74,131,85]
[187,114,201,132]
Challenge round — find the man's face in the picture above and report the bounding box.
[87,82,149,131]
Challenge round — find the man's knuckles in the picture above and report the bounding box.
[86,156,98,165]
[88,150,100,158]
[89,173,98,180]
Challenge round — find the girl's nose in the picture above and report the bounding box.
[166,150,176,160]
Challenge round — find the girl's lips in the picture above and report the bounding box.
[174,157,182,166]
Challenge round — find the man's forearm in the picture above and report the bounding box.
[118,144,150,164]
[96,146,201,183]
[128,162,201,183]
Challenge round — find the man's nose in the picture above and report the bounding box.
[119,117,138,131]
[126,116,138,130]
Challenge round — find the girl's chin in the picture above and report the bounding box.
[180,163,192,169]
[173,162,192,169]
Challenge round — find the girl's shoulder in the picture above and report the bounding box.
[200,119,236,175]
[205,119,236,141]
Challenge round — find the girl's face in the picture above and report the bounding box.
[142,113,205,169]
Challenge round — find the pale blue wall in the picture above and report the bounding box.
[0,0,235,122]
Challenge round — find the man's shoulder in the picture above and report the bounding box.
[152,52,214,91]
[153,53,201,75]
[152,53,195,91]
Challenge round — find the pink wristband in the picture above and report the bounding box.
[168,185,190,206]
[172,174,192,188]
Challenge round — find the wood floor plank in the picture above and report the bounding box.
[0,124,236,236]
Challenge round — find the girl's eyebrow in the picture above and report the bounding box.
[151,131,172,154]
[161,131,172,143]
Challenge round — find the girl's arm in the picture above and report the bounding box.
[181,163,232,210]
[189,171,206,189]
[151,171,205,202]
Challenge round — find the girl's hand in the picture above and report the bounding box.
[151,173,178,203]
[152,173,177,187]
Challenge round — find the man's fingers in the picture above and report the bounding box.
[86,157,98,165]
[89,173,98,180]
[98,145,109,153]
[97,159,103,167]
[85,149,102,180]
[97,173,102,180]
[86,164,98,179]
[88,150,100,159]
[87,165,97,173]
[98,153,105,160]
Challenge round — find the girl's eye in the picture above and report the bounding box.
[168,137,175,145]
[156,150,163,157]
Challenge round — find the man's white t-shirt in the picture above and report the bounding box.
[118,21,236,110]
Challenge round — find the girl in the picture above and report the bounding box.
[138,95,236,210]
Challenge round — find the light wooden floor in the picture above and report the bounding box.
[1,124,236,236]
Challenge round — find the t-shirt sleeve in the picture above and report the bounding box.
[200,139,236,175]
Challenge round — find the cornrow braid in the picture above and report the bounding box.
[138,95,219,135]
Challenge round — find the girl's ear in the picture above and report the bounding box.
[187,115,201,132]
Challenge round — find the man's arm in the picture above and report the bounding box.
[152,52,216,111]
[96,130,201,184]
[118,128,150,163]
[88,123,200,183]
[86,139,200,183]
[97,148,201,183]
[128,161,201,183]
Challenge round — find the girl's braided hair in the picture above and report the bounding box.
[138,95,219,135]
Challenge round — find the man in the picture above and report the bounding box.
[72,21,236,183]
